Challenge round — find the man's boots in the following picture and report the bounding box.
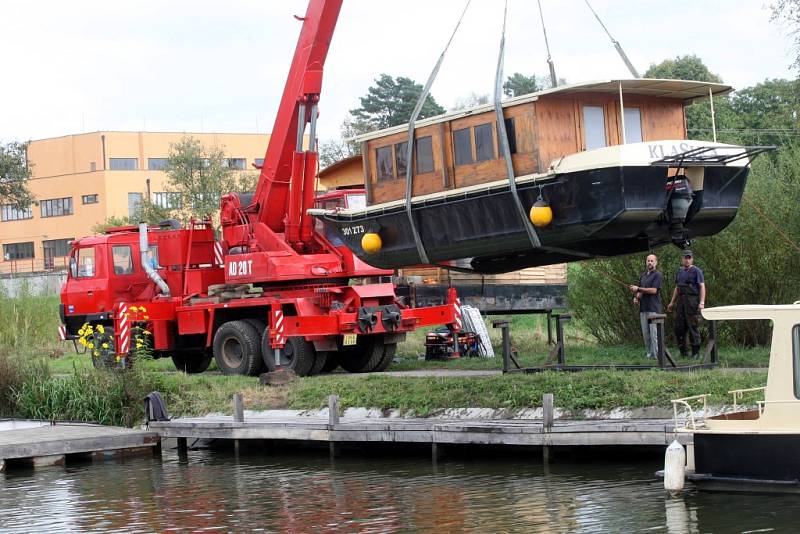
[691,345,701,360]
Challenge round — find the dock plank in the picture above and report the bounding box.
[0,424,159,461]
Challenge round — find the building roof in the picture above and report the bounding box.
[318,154,363,177]
[354,78,732,143]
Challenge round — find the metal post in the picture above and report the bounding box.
[546,310,553,346]
[555,315,568,365]
[233,393,244,423]
[708,320,718,364]
[177,437,188,454]
[709,87,717,143]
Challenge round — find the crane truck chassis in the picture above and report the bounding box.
[57,0,462,376]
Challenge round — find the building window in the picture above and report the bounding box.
[394,142,408,177]
[504,118,517,154]
[415,136,434,174]
[43,238,73,269]
[128,192,143,218]
[148,158,169,170]
[3,242,34,261]
[226,158,246,170]
[109,158,139,171]
[82,194,98,204]
[376,146,394,181]
[474,123,495,162]
[255,158,264,167]
[1,204,33,221]
[90,161,97,172]
[112,245,134,275]
[623,107,643,144]
[453,128,473,165]
[153,192,182,209]
[40,197,73,218]
[583,105,607,150]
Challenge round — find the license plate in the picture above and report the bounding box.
[342,333,357,346]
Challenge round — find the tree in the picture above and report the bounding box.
[319,116,374,168]
[350,74,446,130]
[451,92,490,111]
[0,141,34,210]
[163,137,250,223]
[644,55,722,83]
[503,73,539,97]
[771,0,800,72]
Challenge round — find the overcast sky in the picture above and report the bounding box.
[1,0,795,148]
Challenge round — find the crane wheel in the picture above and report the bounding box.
[372,343,397,373]
[261,335,316,377]
[308,351,330,376]
[242,319,268,376]
[213,320,262,376]
[320,352,340,373]
[339,335,385,373]
[172,350,212,374]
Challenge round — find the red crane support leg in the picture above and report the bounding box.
[299,150,319,245]
[448,288,462,359]
[286,151,306,247]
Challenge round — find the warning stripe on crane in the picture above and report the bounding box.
[453,297,463,331]
[214,242,224,266]
[273,308,285,346]
[117,302,130,354]
[58,325,67,341]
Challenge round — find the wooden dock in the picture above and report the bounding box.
[150,413,689,454]
[0,421,159,472]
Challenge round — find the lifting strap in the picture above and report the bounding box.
[494,1,542,250]
[536,0,558,88]
[403,0,471,265]
[583,0,640,78]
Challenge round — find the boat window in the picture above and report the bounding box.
[112,245,134,276]
[624,107,643,143]
[505,118,517,154]
[76,247,96,278]
[453,128,473,165]
[475,123,495,162]
[394,142,408,177]
[583,105,607,150]
[794,325,800,399]
[376,146,394,181]
[346,194,367,210]
[415,136,434,174]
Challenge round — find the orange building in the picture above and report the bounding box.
[1,131,270,274]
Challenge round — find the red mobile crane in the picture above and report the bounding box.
[58,0,461,376]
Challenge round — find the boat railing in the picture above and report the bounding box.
[728,386,767,411]
[671,394,709,431]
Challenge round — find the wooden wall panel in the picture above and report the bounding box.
[535,98,579,170]
[642,100,686,140]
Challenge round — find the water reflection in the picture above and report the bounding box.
[0,449,797,532]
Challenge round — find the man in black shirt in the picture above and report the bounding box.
[629,254,662,359]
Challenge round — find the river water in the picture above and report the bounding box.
[1,447,797,533]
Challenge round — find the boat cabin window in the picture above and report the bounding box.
[583,105,607,150]
[112,245,134,276]
[394,142,408,177]
[505,118,517,154]
[415,136,434,174]
[474,123,495,162]
[376,146,394,181]
[794,325,800,399]
[345,193,367,210]
[624,107,643,143]
[453,128,473,165]
[73,247,96,278]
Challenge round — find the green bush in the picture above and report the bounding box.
[568,144,800,346]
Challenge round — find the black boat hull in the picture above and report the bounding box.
[317,164,748,274]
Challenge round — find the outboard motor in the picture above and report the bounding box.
[666,176,694,249]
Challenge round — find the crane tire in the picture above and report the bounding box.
[213,320,262,376]
[261,335,316,377]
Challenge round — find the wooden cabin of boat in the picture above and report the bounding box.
[356,79,731,205]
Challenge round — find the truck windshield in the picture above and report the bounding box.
[75,247,96,278]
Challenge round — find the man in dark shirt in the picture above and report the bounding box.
[629,254,662,359]
[667,250,706,358]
